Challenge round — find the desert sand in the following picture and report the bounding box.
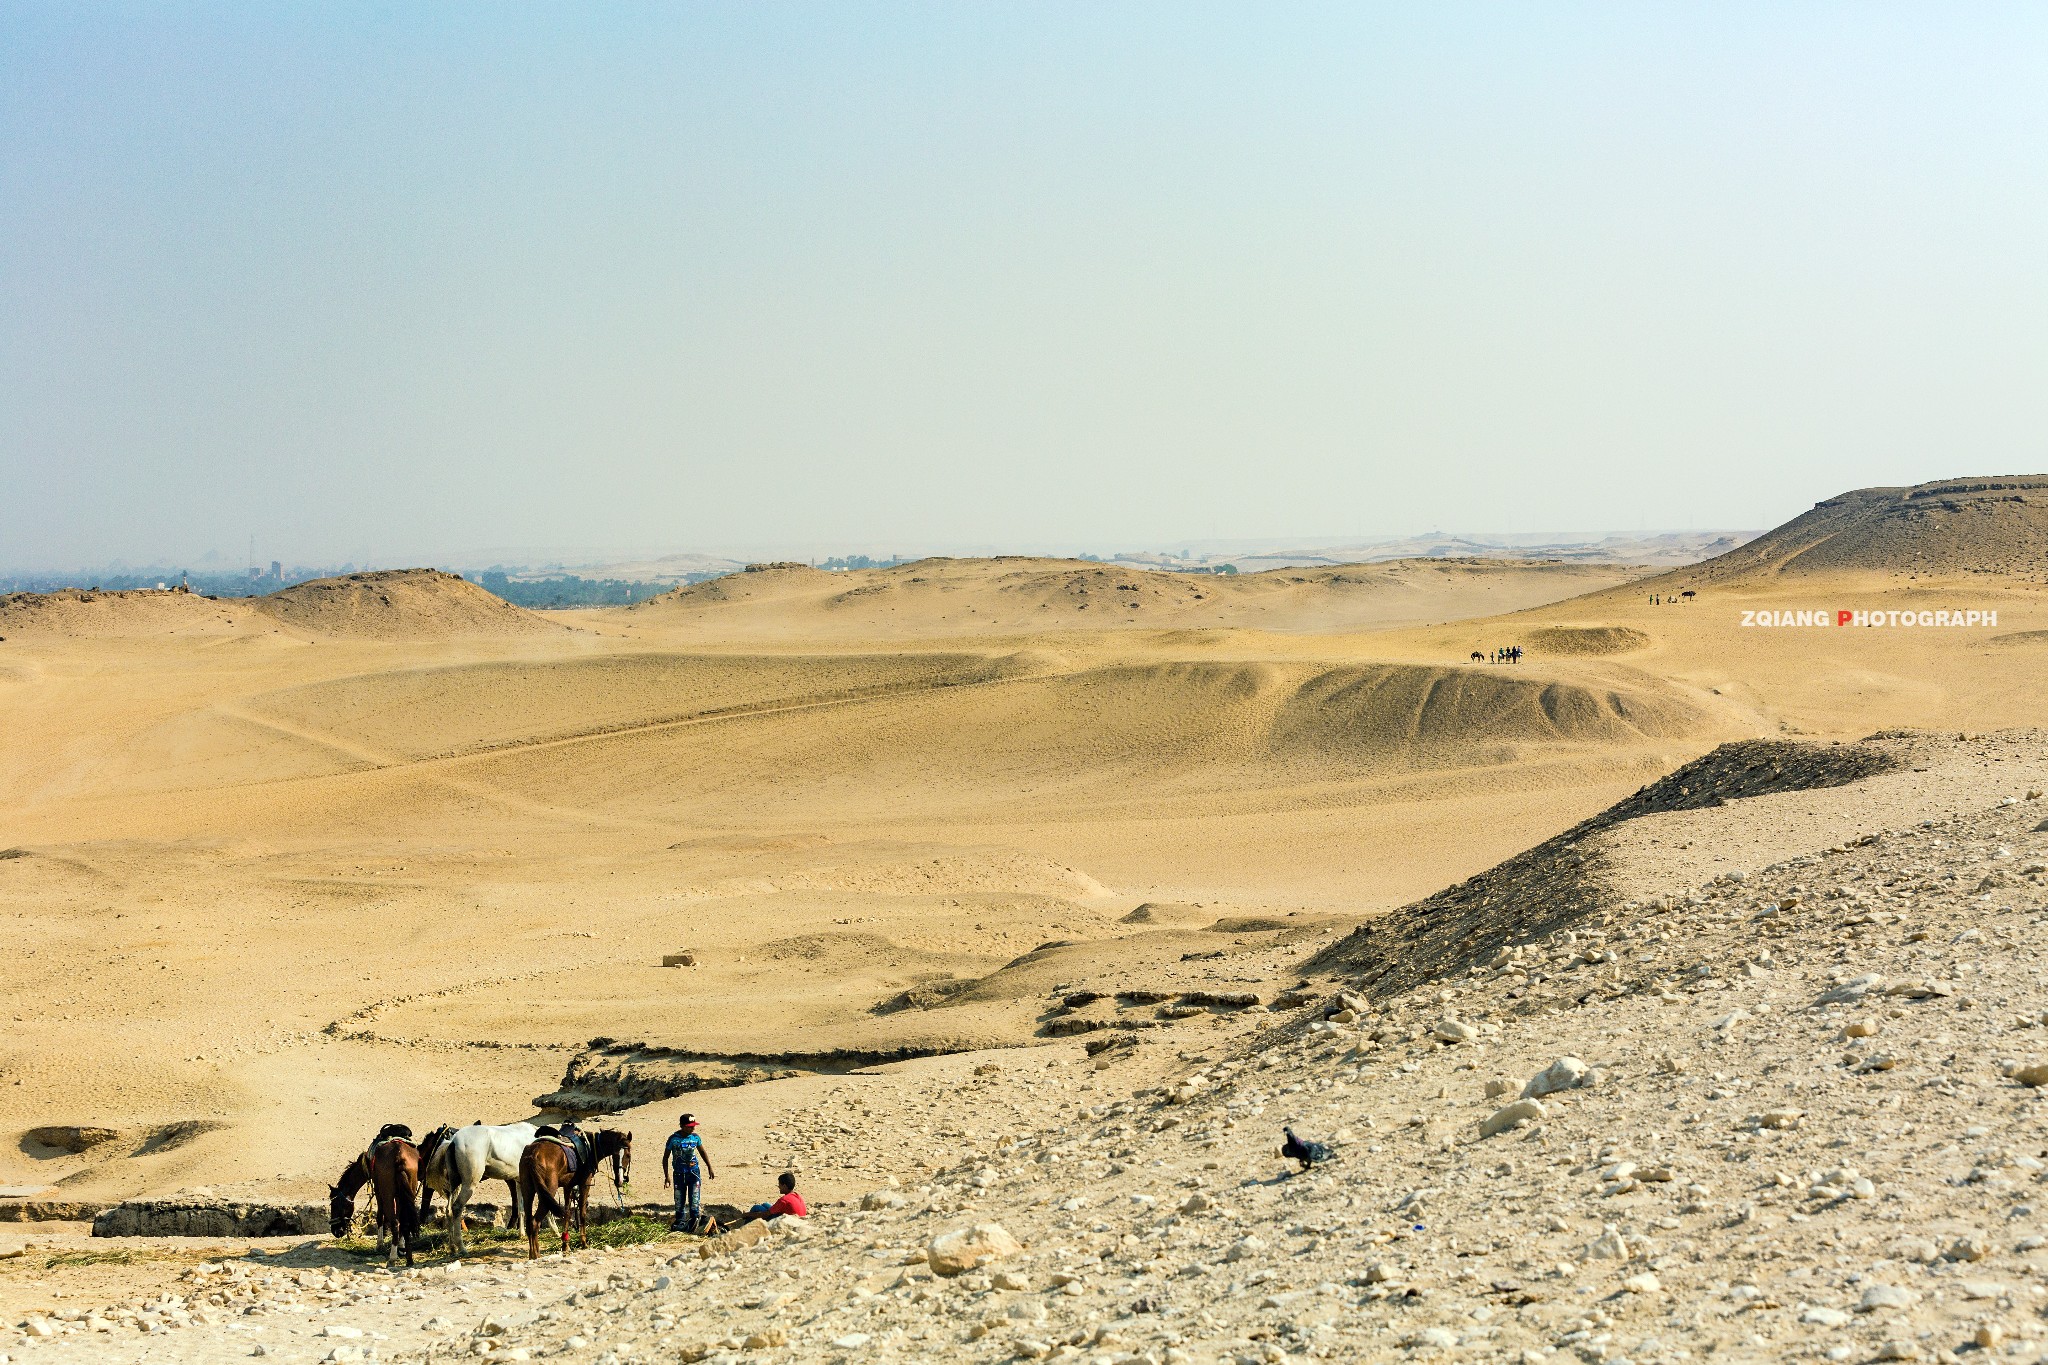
[4,477,2048,1363]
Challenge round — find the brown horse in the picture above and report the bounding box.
[519,1128,631,1259]
[327,1135,423,1266]
[372,1137,423,1267]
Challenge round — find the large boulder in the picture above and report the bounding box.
[927,1222,1023,1277]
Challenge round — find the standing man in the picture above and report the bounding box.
[662,1113,716,1233]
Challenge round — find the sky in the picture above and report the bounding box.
[4,3,2048,569]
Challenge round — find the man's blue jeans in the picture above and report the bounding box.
[673,1177,701,1232]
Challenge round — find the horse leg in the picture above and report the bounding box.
[524,1181,539,1261]
[447,1179,469,1259]
[504,1176,520,1229]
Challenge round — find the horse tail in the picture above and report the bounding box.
[398,1151,422,1245]
[521,1150,565,1224]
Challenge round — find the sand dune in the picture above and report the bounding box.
[253,568,563,639]
[1,481,2043,1238]
[0,588,258,638]
[619,555,1653,637]
[0,568,558,643]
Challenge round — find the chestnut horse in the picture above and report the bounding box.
[329,1135,422,1267]
[519,1128,631,1259]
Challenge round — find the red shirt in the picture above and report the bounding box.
[767,1191,807,1219]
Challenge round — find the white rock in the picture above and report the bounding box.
[1948,1235,1992,1262]
[1858,1284,1919,1311]
[1800,1306,1851,1327]
[1480,1098,1546,1138]
[926,1223,1024,1277]
[1522,1057,1589,1098]
[1433,1019,1477,1044]
[1585,1225,1630,1260]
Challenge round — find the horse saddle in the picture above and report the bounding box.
[538,1130,591,1176]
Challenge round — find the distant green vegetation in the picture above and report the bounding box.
[332,1211,677,1262]
[817,554,907,571]
[41,1248,145,1269]
[473,571,693,608]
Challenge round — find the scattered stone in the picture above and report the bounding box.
[1479,1099,1546,1138]
[926,1223,1023,1277]
[1522,1057,1588,1098]
[2008,1061,2048,1087]
[1947,1234,1992,1262]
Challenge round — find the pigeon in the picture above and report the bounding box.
[1281,1127,1333,1172]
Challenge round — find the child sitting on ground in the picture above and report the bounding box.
[736,1171,806,1224]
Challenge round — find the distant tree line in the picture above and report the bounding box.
[472,570,718,608]
[817,554,906,571]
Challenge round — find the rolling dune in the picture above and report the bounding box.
[1,485,2043,1227]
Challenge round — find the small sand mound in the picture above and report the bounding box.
[1653,474,2048,583]
[1523,625,1651,656]
[1268,663,1705,765]
[758,932,955,970]
[253,569,561,640]
[1118,903,1214,928]
[0,588,254,638]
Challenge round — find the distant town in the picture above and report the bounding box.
[0,530,1752,609]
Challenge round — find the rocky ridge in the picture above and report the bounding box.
[12,745,2048,1363]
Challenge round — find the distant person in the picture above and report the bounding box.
[735,1171,807,1225]
[662,1113,716,1233]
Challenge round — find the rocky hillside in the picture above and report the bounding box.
[12,735,2048,1364]
[1657,475,2048,583]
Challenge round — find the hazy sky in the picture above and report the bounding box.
[5,4,2048,567]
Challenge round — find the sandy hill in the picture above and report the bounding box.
[0,588,259,638]
[618,555,1651,636]
[250,569,563,640]
[1645,474,2048,585]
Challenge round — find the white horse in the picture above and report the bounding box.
[421,1121,535,1256]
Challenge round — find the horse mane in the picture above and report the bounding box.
[333,1153,372,1198]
